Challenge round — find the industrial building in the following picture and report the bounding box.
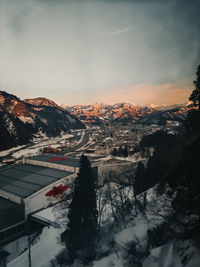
[0,154,99,245]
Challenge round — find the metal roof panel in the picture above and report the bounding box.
[0,164,73,198]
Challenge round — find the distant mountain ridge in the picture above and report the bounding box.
[0,91,85,151]
[65,102,194,125]
[137,103,194,125]
[66,103,155,124]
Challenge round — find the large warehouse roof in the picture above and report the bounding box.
[29,154,80,168]
[0,164,72,198]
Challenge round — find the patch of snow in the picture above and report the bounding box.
[36,206,55,222]
[150,246,162,258]
[0,145,26,157]
[4,114,17,135]
[186,248,200,267]
[60,133,73,139]
[32,131,48,141]
[18,116,34,124]
[100,155,113,161]
[76,130,85,146]
[115,215,148,249]
[104,137,113,141]
[12,147,42,159]
[7,226,64,267]
[39,117,48,125]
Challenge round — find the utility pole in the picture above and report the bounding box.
[26,219,32,267]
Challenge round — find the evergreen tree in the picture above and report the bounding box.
[61,155,98,263]
[118,145,124,157]
[123,145,128,157]
[134,161,146,196]
[189,65,200,109]
[186,66,200,134]
[134,161,147,211]
[112,147,117,156]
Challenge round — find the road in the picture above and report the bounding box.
[65,130,90,153]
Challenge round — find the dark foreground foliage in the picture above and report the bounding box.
[61,155,98,264]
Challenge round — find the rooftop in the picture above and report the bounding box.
[29,154,80,168]
[0,163,72,198]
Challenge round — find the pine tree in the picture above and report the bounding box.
[112,147,117,156]
[186,65,200,134]
[61,155,98,263]
[134,161,146,196]
[134,161,147,211]
[123,145,128,157]
[189,65,200,109]
[118,145,123,157]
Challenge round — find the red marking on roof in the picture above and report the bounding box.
[47,156,68,162]
[45,184,69,197]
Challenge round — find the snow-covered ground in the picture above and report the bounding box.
[93,253,123,267]
[7,226,64,267]
[6,206,66,267]
[0,131,84,160]
[0,145,26,157]
[93,185,200,267]
[12,143,61,159]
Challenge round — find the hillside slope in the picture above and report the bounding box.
[0,91,85,150]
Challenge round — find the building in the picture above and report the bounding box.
[0,154,99,245]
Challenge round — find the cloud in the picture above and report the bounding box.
[98,78,193,105]
[107,26,137,37]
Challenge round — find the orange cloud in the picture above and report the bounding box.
[99,78,193,105]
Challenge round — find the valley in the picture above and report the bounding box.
[0,90,199,267]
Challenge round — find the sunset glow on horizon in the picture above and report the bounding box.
[96,78,193,106]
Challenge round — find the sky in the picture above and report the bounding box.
[0,0,200,106]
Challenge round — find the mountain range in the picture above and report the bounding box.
[0,91,85,151]
[65,103,155,124]
[65,102,193,125]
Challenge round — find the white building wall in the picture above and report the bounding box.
[23,173,77,218]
